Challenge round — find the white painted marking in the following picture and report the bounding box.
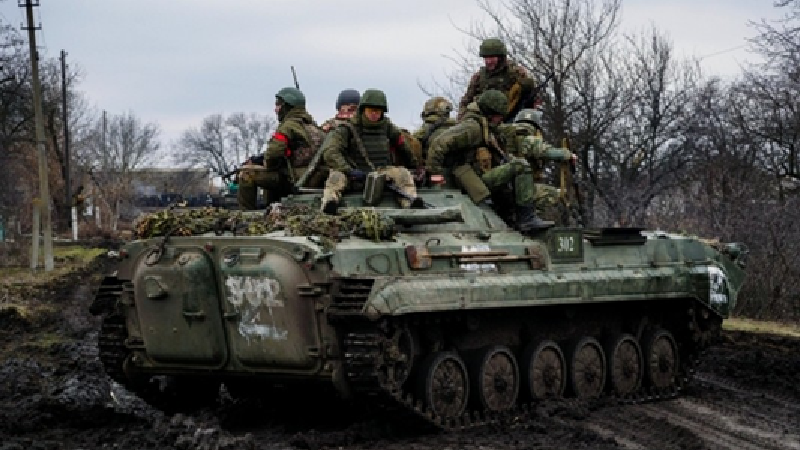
[459,244,497,273]
[225,275,288,342]
[708,266,728,305]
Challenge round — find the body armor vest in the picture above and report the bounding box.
[345,121,392,170]
[477,62,521,98]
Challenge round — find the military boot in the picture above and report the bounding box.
[322,199,339,215]
[516,205,554,232]
[477,197,494,210]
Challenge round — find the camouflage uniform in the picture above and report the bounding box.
[299,89,362,189]
[238,87,323,209]
[510,108,576,223]
[321,89,421,214]
[457,38,534,121]
[427,90,552,231]
[411,96,457,163]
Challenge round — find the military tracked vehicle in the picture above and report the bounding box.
[91,186,747,429]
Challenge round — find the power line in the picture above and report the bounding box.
[698,44,747,61]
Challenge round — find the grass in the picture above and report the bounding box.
[724,317,800,338]
[0,246,106,285]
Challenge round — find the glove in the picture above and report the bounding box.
[349,169,367,182]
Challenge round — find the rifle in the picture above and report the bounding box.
[505,71,555,123]
[222,167,240,181]
[386,181,435,209]
[291,66,300,89]
[560,136,585,226]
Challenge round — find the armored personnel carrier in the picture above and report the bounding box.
[91,186,747,429]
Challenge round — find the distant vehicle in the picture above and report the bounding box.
[91,184,747,429]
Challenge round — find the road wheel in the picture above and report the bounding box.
[468,345,519,411]
[642,328,679,389]
[604,333,643,395]
[521,340,566,400]
[417,351,469,419]
[565,336,606,398]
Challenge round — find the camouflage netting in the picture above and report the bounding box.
[133,204,396,249]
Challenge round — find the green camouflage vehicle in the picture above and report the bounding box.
[91,185,747,429]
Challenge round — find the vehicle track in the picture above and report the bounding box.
[581,370,800,450]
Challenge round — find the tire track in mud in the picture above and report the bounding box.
[637,398,799,450]
[693,372,800,416]
[582,407,705,450]
[580,371,800,450]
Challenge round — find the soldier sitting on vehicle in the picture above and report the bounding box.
[238,87,325,209]
[411,96,458,163]
[321,89,360,132]
[507,108,579,225]
[320,88,424,215]
[426,89,553,231]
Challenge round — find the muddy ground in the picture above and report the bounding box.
[1,254,798,450]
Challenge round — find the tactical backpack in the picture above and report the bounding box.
[288,120,325,167]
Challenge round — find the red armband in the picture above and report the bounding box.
[390,134,404,153]
[272,132,291,156]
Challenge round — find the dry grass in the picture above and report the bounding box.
[0,246,106,286]
[724,317,800,338]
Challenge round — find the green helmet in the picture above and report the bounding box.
[359,89,388,112]
[514,108,543,126]
[276,87,306,108]
[421,96,453,118]
[477,89,508,116]
[479,38,507,57]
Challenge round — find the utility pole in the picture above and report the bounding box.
[60,50,70,229]
[23,1,54,271]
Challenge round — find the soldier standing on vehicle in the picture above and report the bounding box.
[237,87,324,209]
[427,90,553,231]
[320,88,422,215]
[457,38,535,121]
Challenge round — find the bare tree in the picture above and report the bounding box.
[79,111,161,230]
[593,27,702,225]
[174,112,275,178]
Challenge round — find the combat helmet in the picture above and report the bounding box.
[359,89,388,112]
[276,87,306,108]
[479,38,507,57]
[336,89,360,110]
[477,89,508,116]
[421,96,453,118]
[514,108,543,127]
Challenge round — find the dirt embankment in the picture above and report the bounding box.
[0,253,798,450]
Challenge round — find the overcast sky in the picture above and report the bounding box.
[0,0,784,162]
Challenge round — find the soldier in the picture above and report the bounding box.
[511,108,578,224]
[427,90,553,231]
[238,87,324,209]
[412,96,457,163]
[320,88,422,215]
[321,89,360,132]
[457,38,535,121]
[297,89,361,189]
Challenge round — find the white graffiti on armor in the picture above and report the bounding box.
[708,267,728,305]
[459,244,497,273]
[225,276,288,341]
